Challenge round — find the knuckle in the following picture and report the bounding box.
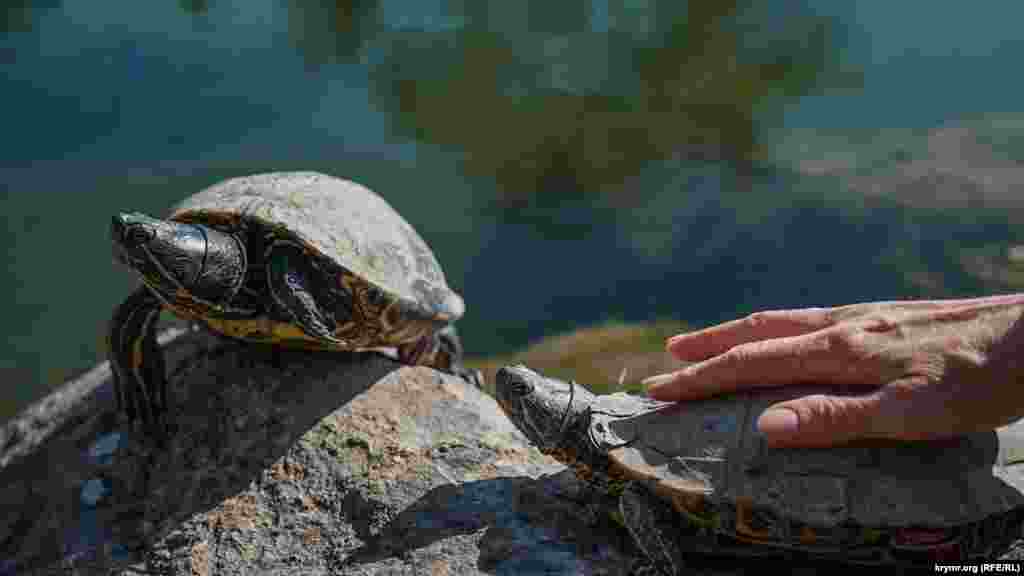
[794,395,831,422]
[796,394,873,435]
[823,326,852,352]
[862,313,900,335]
[713,345,754,383]
[723,343,753,365]
[826,303,884,325]
[744,311,772,329]
[825,304,858,324]
[822,325,870,356]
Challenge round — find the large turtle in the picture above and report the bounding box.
[109,171,480,430]
[495,365,1024,573]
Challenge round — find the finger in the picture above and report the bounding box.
[756,375,958,447]
[666,308,834,361]
[877,294,1024,308]
[648,328,884,401]
[756,390,886,447]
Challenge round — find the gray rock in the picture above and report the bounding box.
[0,325,640,575]
[3,324,1023,575]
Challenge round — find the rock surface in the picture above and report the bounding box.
[2,323,1024,575]
[0,324,644,575]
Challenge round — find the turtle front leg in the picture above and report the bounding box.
[398,324,483,389]
[108,286,166,428]
[619,481,688,576]
[266,240,348,345]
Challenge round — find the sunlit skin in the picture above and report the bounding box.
[643,294,1024,448]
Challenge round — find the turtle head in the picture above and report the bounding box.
[111,212,246,307]
[495,365,597,455]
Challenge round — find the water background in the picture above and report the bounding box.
[4,0,1024,421]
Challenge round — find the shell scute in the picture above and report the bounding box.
[597,386,1024,529]
[169,171,459,319]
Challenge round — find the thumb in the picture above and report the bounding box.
[756,392,884,448]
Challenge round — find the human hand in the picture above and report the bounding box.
[642,294,1024,447]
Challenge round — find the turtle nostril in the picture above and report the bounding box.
[112,215,154,248]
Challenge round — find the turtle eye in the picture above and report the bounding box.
[509,380,534,397]
[124,224,154,247]
[365,285,387,307]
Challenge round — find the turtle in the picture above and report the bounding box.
[109,171,481,430]
[494,364,1024,573]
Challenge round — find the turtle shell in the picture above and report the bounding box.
[169,171,463,321]
[588,386,1024,558]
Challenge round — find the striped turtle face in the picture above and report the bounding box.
[495,365,597,455]
[112,213,198,296]
[111,212,247,313]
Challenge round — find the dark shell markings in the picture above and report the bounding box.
[109,171,479,430]
[172,173,422,301]
[494,365,1024,572]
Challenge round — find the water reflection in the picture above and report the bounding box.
[364,0,859,202]
[1,0,1022,424]
[178,0,208,16]
[288,0,379,66]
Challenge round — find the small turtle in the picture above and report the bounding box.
[109,171,480,430]
[495,365,1024,573]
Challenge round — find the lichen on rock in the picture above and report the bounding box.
[0,326,636,575]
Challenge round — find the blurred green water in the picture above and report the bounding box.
[3,0,1024,422]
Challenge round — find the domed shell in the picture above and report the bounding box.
[590,385,1024,531]
[170,171,464,320]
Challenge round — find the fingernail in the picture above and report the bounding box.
[758,409,800,438]
[641,373,674,393]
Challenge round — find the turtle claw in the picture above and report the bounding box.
[619,482,687,576]
[395,325,481,388]
[627,558,668,576]
[431,325,482,389]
